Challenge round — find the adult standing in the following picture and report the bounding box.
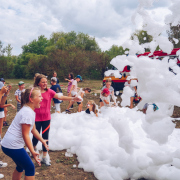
[32,74,80,166]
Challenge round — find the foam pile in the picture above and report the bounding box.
[33,107,180,180]
[35,0,180,179]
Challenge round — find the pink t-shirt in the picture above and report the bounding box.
[34,89,56,122]
[67,79,74,93]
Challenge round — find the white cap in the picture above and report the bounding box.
[51,77,57,82]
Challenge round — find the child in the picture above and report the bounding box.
[32,74,81,166]
[1,88,49,180]
[0,78,9,126]
[0,83,9,179]
[67,88,91,112]
[65,73,74,109]
[100,78,116,108]
[101,88,116,107]
[0,83,15,139]
[52,71,59,84]
[86,100,98,117]
[50,77,62,113]
[15,81,25,112]
[66,75,82,112]
[65,73,74,95]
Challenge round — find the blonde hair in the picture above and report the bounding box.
[21,87,40,108]
[105,78,112,83]
[88,100,98,114]
[34,73,40,82]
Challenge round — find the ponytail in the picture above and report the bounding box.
[21,87,40,108]
[88,100,98,114]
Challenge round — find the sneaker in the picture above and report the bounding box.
[0,174,4,179]
[0,161,7,168]
[3,121,9,126]
[41,157,51,166]
[65,109,70,113]
[69,105,73,109]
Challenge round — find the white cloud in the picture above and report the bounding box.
[0,0,172,55]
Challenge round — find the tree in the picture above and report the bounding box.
[105,45,127,60]
[22,35,49,55]
[48,31,101,52]
[131,30,154,52]
[0,41,5,56]
[131,30,153,45]
[167,24,180,48]
[5,44,13,58]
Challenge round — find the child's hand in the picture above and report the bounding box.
[73,97,82,102]
[32,151,41,166]
[11,104,15,109]
[42,139,49,151]
[1,86,8,94]
[65,78,68,81]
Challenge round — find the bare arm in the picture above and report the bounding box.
[15,95,21,103]
[22,124,41,166]
[81,92,84,98]
[111,90,116,103]
[53,93,81,101]
[31,124,49,150]
[0,87,8,103]
[65,78,72,82]
[0,96,7,106]
[104,100,109,104]
[0,104,15,109]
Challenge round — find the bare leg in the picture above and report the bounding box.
[4,107,7,122]
[130,97,134,109]
[78,103,83,112]
[12,169,23,180]
[25,176,35,180]
[67,99,74,110]
[100,102,104,108]
[0,118,3,137]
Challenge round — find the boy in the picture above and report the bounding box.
[14,81,25,112]
[50,77,62,113]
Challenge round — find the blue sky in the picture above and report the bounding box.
[0,0,172,55]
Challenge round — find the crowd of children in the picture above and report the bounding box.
[0,71,153,179]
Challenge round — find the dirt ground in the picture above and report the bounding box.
[0,79,180,180]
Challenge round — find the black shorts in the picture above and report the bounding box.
[77,102,81,105]
[99,98,102,102]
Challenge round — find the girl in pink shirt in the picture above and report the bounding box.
[65,73,74,94]
[32,74,80,166]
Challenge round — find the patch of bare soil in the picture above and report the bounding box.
[1,80,180,180]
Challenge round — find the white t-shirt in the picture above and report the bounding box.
[101,96,110,107]
[76,88,85,102]
[1,106,35,149]
[72,80,77,92]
